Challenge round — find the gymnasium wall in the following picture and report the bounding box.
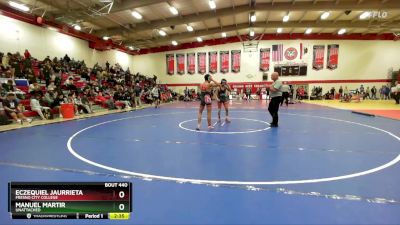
[132,39,400,92]
[0,15,134,70]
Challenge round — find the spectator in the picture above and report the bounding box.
[343,86,349,95]
[364,87,370,99]
[384,85,390,100]
[2,80,14,92]
[63,54,71,63]
[47,81,57,92]
[379,85,385,99]
[66,93,78,114]
[2,93,31,124]
[10,54,22,78]
[297,86,305,100]
[29,81,41,95]
[95,91,116,110]
[245,87,251,101]
[395,81,400,104]
[1,53,11,70]
[74,93,93,114]
[330,87,335,98]
[151,85,161,108]
[280,82,290,106]
[359,85,365,95]
[105,61,110,71]
[133,82,143,108]
[371,86,377,100]
[30,94,51,120]
[64,77,77,90]
[53,93,65,118]
[24,49,31,59]
[339,86,343,98]
[80,89,94,113]
[390,83,399,104]
[42,63,52,87]
[44,90,58,108]
[112,89,127,109]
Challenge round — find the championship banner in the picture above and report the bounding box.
[166,54,174,75]
[312,45,325,71]
[208,51,218,74]
[327,44,339,70]
[197,52,206,74]
[259,48,270,72]
[220,51,229,73]
[187,53,195,74]
[176,54,185,75]
[231,50,241,73]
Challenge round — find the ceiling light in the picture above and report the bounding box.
[277,28,283,33]
[209,0,216,9]
[131,11,142,19]
[103,36,110,40]
[47,27,58,32]
[283,15,290,22]
[197,37,203,42]
[359,11,371,20]
[74,25,81,31]
[250,30,255,37]
[338,28,346,35]
[186,25,194,32]
[250,13,256,22]
[158,30,167,36]
[221,32,227,38]
[321,12,330,20]
[169,6,178,15]
[172,40,178,46]
[305,28,312,34]
[8,1,30,12]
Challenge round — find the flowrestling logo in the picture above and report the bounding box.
[363,11,388,19]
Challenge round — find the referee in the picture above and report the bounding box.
[267,72,283,127]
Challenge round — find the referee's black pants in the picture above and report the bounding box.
[268,96,281,125]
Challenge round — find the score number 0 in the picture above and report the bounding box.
[118,191,126,211]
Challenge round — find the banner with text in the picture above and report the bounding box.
[312,45,325,71]
[259,48,270,72]
[220,51,229,73]
[187,53,195,74]
[231,50,241,73]
[209,51,218,74]
[166,54,174,75]
[327,44,339,70]
[176,54,185,75]
[197,52,206,74]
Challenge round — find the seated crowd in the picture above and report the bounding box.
[310,84,399,103]
[0,50,177,125]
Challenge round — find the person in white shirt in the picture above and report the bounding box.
[30,94,51,120]
[47,81,56,92]
[1,53,11,69]
[151,85,161,108]
[29,82,41,95]
[280,82,290,107]
[74,94,93,114]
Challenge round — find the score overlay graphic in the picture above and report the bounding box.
[8,182,132,220]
